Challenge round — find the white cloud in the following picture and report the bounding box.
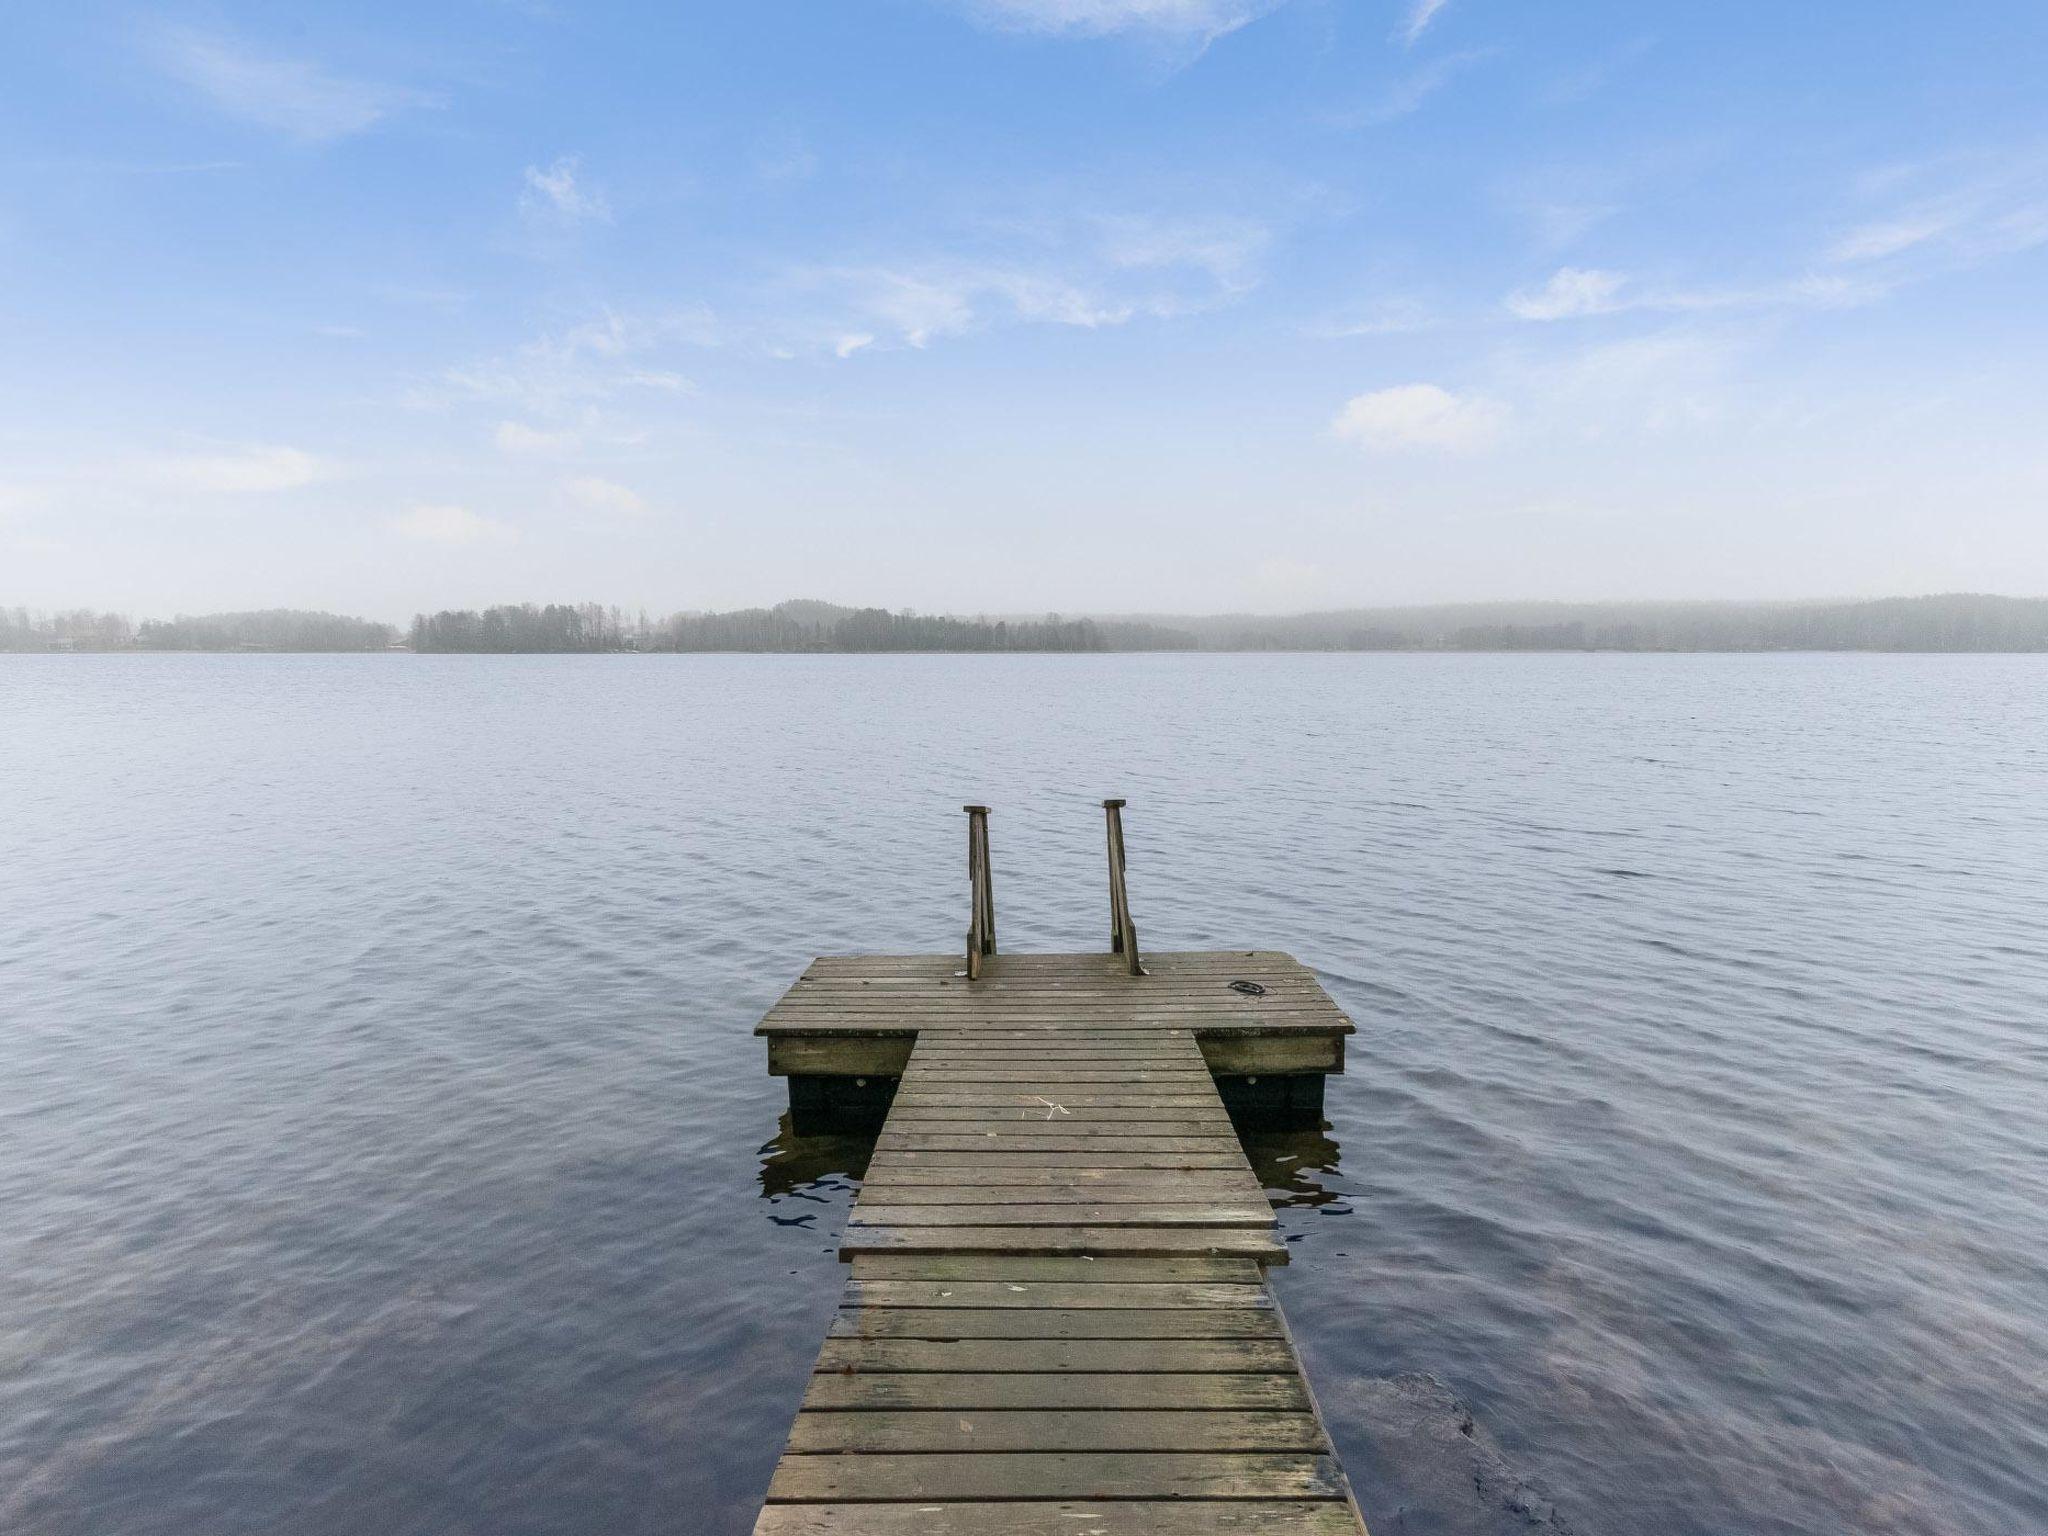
[802,213,1268,352]
[147,445,324,493]
[562,476,646,515]
[1826,156,2048,268]
[391,504,508,544]
[1505,266,1887,322]
[1352,49,1490,125]
[425,309,710,415]
[149,26,421,142]
[1499,325,1752,439]
[1401,0,1451,45]
[1507,267,1629,320]
[808,265,1112,350]
[953,0,1280,40]
[1527,201,1616,250]
[494,421,583,455]
[1830,205,1969,263]
[1096,214,1268,294]
[521,156,611,225]
[1333,384,1505,452]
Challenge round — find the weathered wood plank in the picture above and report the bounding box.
[891,1094,1226,1109]
[811,1336,1299,1373]
[764,1451,1350,1503]
[880,1114,1228,1122]
[843,1280,1271,1309]
[756,1502,1362,1535]
[1199,1035,1345,1074]
[875,1117,1233,1135]
[855,1184,1264,1206]
[846,1254,1264,1282]
[767,1037,914,1076]
[827,1307,1284,1340]
[892,1073,1212,1089]
[799,1371,1311,1412]
[848,1204,1270,1228]
[763,1019,1352,1038]
[865,1151,1251,1169]
[840,1225,1289,1262]
[873,1135,1242,1154]
[784,1408,1328,1454]
[851,1179,1261,1204]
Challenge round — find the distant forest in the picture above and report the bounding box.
[406,600,1196,654]
[8,594,2048,653]
[3,607,397,652]
[1162,593,2048,653]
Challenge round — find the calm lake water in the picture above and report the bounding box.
[4,653,2045,1536]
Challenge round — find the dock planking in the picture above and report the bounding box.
[753,950,1368,1534]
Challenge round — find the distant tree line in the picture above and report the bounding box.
[1192,595,2048,653]
[410,603,635,653]
[10,593,2048,654]
[3,606,396,652]
[138,609,397,651]
[662,603,1194,653]
[1,608,134,651]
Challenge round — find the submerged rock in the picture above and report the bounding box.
[1335,1372,1576,1536]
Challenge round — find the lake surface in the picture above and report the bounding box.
[4,653,2045,1536]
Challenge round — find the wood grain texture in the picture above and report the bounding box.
[783,1409,1328,1454]
[799,1370,1310,1411]
[756,1503,1362,1535]
[765,1451,1352,1503]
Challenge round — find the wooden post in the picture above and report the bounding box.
[964,805,996,979]
[1103,798,1142,975]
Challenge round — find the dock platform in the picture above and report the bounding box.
[751,807,1370,1533]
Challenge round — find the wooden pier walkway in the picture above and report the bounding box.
[752,808,1369,1534]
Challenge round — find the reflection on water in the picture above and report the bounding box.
[1246,1123,1348,1208]
[755,1113,869,1211]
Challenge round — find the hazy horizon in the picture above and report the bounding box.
[12,588,2048,631]
[7,4,2047,616]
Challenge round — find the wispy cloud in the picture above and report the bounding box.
[521,156,611,225]
[950,0,1282,41]
[1503,326,1751,438]
[1826,154,2048,269]
[391,504,509,544]
[1343,48,1491,126]
[1333,383,1504,452]
[562,476,646,515]
[1538,37,1655,106]
[493,421,583,455]
[1505,265,1887,322]
[798,212,1268,352]
[425,310,712,416]
[1829,211,1961,263]
[1400,0,1452,46]
[1506,267,1630,320]
[148,25,425,142]
[145,445,325,493]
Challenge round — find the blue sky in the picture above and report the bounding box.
[4,1,2046,620]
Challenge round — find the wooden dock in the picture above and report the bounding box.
[752,806,1369,1534]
